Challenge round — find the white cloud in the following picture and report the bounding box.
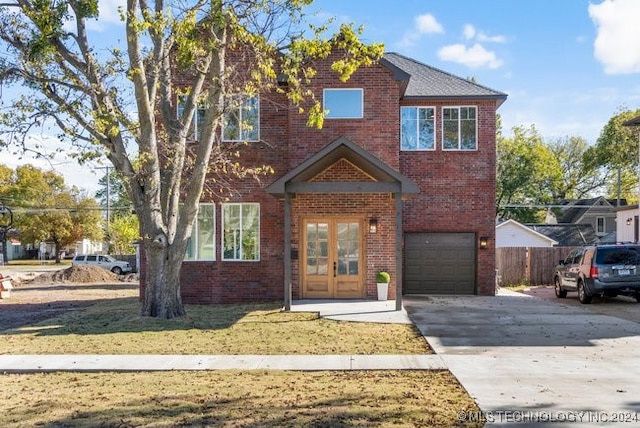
[463,24,476,40]
[415,14,444,34]
[437,43,503,69]
[463,24,506,43]
[477,32,506,44]
[398,13,443,47]
[589,0,640,74]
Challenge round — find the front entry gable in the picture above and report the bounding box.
[311,158,375,183]
[266,136,419,312]
[265,136,419,196]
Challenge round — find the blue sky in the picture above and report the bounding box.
[311,0,640,143]
[3,0,640,194]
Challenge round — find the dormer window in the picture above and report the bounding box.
[323,89,363,119]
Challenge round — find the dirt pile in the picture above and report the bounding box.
[27,265,122,284]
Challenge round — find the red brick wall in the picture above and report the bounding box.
[152,51,499,303]
[400,99,498,295]
[285,54,400,170]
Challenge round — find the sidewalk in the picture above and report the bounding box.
[0,354,445,372]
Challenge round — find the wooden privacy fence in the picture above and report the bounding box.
[496,247,579,286]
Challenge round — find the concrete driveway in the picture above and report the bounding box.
[404,290,640,427]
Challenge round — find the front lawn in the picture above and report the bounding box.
[0,370,483,427]
[2,299,430,355]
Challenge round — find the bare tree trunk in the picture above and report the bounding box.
[141,236,186,318]
[53,240,62,264]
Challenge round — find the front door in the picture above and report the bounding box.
[302,218,364,298]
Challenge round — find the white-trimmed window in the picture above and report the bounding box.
[442,106,477,150]
[401,107,435,150]
[222,203,260,261]
[323,88,363,119]
[177,95,207,141]
[223,95,260,142]
[596,216,605,235]
[184,203,216,261]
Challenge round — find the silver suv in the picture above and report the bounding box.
[554,245,640,304]
[72,254,133,275]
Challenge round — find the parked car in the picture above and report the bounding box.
[554,244,640,304]
[72,254,133,275]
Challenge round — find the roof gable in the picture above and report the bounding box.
[381,52,507,105]
[496,219,559,246]
[266,136,420,197]
[559,197,615,224]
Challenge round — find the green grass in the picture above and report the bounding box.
[0,286,485,426]
[2,299,431,355]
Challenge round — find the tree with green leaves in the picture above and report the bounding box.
[95,169,132,216]
[0,164,103,263]
[547,135,610,201]
[109,213,139,255]
[497,124,616,223]
[0,1,382,318]
[496,125,562,222]
[584,108,640,204]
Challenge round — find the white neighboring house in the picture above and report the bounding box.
[74,239,105,256]
[616,204,639,243]
[496,219,559,248]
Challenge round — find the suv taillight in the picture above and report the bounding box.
[590,265,599,278]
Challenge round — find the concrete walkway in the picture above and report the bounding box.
[0,354,445,372]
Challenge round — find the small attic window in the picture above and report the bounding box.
[323,89,363,119]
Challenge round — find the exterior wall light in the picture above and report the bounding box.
[369,218,378,234]
[627,218,633,226]
[479,236,489,250]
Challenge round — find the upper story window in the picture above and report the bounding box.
[401,107,435,150]
[442,106,477,150]
[223,95,260,142]
[596,216,605,235]
[184,203,216,261]
[177,95,207,141]
[222,203,260,261]
[323,89,363,119]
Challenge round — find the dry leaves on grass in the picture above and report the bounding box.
[0,371,484,427]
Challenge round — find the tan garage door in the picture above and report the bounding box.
[404,233,476,295]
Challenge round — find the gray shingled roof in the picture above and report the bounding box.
[381,52,507,104]
[559,197,617,224]
[526,224,600,246]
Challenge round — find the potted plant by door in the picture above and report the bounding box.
[376,271,390,301]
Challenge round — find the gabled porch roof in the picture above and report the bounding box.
[265,136,419,197]
[266,136,416,312]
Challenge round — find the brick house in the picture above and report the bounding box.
[163,51,507,307]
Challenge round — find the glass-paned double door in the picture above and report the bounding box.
[302,218,363,298]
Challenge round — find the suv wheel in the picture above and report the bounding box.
[554,277,567,298]
[111,266,123,275]
[578,282,592,304]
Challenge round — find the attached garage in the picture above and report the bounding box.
[404,232,476,295]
